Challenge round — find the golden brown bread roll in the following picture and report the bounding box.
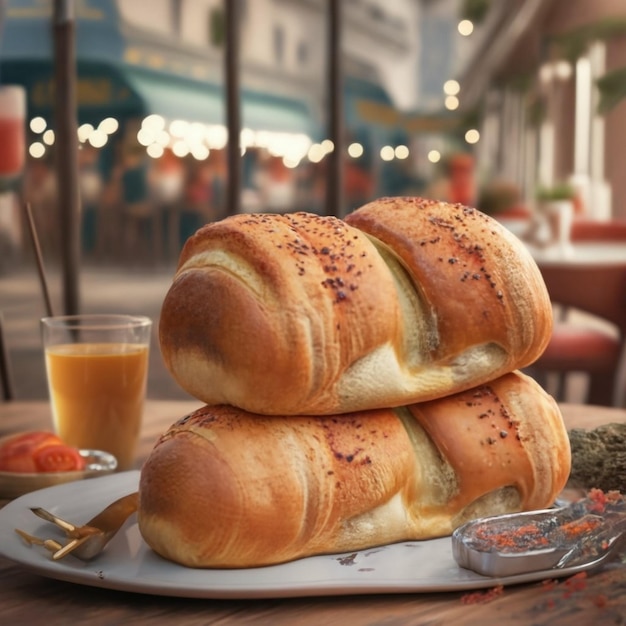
[137,371,571,568]
[158,197,552,415]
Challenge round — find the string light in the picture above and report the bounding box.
[395,145,409,159]
[28,142,46,158]
[98,117,119,134]
[445,95,460,110]
[380,145,395,161]
[42,129,55,146]
[29,117,47,134]
[443,80,460,96]
[348,142,364,158]
[428,150,441,163]
[465,129,480,144]
[458,20,474,36]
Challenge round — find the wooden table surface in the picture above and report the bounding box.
[1,400,625,625]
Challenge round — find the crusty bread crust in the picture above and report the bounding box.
[158,198,552,415]
[345,197,552,371]
[137,371,570,568]
[159,199,552,415]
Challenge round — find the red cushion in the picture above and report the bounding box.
[536,324,621,372]
[570,219,626,242]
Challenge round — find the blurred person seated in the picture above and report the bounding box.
[78,145,103,258]
[21,157,58,260]
[120,148,158,264]
[258,155,296,214]
[345,157,374,213]
[426,152,477,207]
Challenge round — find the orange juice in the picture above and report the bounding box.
[45,342,149,470]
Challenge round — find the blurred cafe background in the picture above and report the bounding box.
[2,0,626,405]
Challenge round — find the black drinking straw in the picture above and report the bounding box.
[0,311,15,400]
[23,201,55,318]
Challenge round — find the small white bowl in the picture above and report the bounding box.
[0,449,118,499]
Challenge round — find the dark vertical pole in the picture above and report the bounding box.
[53,0,80,314]
[224,0,241,216]
[0,312,15,401]
[326,0,344,217]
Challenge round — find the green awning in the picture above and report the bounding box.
[127,71,318,136]
[242,91,314,135]
[0,2,319,137]
[122,69,224,124]
[126,69,317,136]
[0,60,318,136]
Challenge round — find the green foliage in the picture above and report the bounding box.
[526,95,546,128]
[478,180,521,215]
[554,17,626,63]
[597,67,626,114]
[0,175,20,194]
[536,182,576,202]
[209,7,225,47]
[496,72,534,94]
[461,0,491,24]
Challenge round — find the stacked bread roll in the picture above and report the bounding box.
[139,197,571,568]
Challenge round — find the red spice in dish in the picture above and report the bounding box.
[471,521,551,553]
[466,489,624,554]
[559,516,602,541]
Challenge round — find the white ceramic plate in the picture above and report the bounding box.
[0,472,599,599]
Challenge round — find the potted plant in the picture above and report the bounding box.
[477,180,531,238]
[478,179,525,216]
[536,182,576,204]
[536,182,577,249]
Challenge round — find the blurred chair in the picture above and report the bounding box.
[570,218,626,242]
[530,263,626,406]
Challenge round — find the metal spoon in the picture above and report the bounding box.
[15,491,138,560]
[555,526,626,571]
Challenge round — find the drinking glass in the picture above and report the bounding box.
[41,315,152,471]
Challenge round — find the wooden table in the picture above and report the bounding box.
[1,400,625,625]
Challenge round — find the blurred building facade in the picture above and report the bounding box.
[2,0,463,268]
[5,0,624,269]
[456,0,626,220]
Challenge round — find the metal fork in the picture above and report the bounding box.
[556,526,626,572]
[15,492,138,561]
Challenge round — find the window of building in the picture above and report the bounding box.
[117,0,172,36]
[274,25,285,65]
[171,0,182,37]
[297,40,309,67]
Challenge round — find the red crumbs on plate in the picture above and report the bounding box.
[460,585,504,605]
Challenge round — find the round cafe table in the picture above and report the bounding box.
[526,241,626,266]
[0,399,625,625]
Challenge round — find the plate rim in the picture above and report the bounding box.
[0,472,601,599]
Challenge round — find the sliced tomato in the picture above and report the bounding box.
[0,431,65,473]
[0,450,38,473]
[33,444,86,473]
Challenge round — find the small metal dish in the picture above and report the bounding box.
[0,449,117,499]
[452,509,571,577]
[452,494,626,577]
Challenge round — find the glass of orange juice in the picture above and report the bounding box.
[41,314,152,471]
